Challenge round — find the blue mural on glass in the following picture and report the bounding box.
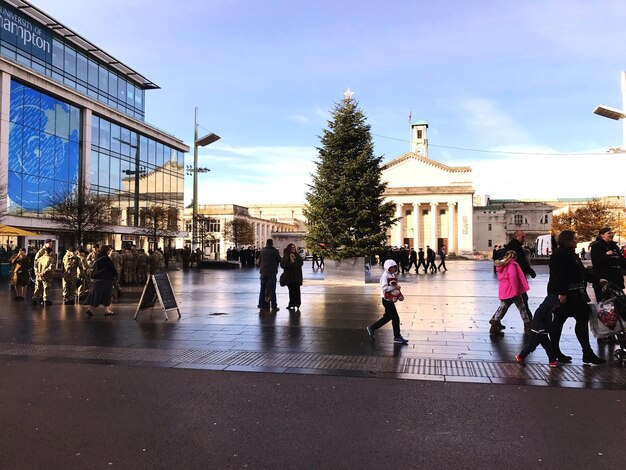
[8,81,80,212]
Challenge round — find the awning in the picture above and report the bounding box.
[0,224,38,237]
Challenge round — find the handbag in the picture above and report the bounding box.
[279,272,287,287]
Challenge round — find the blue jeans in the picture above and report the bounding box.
[258,274,277,308]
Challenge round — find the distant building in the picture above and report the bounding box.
[381,122,475,254]
[473,199,556,255]
[0,0,188,253]
[184,204,300,259]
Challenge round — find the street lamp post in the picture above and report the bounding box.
[593,71,626,152]
[191,107,220,250]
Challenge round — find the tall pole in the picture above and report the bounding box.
[621,71,626,150]
[134,141,140,227]
[192,107,199,250]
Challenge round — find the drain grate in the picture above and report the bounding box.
[0,342,624,387]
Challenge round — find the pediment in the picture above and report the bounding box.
[381,152,473,189]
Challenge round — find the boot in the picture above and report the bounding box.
[489,319,503,335]
[582,352,606,365]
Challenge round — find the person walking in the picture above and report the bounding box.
[426,246,437,273]
[257,239,282,311]
[85,245,117,317]
[437,247,448,271]
[516,294,560,367]
[407,248,418,273]
[590,227,626,302]
[489,250,532,334]
[417,248,427,273]
[32,239,55,305]
[281,243,303,311]
[549,230,606,365]
[366,259,409,344]
[62,247,81,305]
[10,247,30,300]
[504,231,536,314]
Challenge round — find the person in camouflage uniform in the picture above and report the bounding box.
[62,247,81,305]
[136,249,148,284]
[35,247,55,306]
[32,239,56,305]
[86,244,99,272]
[122,247,135,285]
[152,248,165,273]
[77,248,90,299]
[109,248,123,300]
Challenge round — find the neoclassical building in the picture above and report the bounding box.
[381,122,475,254]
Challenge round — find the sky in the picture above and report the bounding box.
[31,0,626,205]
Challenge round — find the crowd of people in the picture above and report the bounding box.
[8,240,167,315]
[378,245,447,274]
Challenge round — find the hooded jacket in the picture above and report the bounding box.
[380,259,399,298]
[495,257,529,300]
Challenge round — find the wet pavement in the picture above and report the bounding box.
[1,260,625,389]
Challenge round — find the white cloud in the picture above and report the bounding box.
[469,147,624,199]
[290,114,310,124]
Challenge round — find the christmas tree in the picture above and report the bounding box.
[304,91,397,261]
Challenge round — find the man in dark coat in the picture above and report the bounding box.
[407,248,418,273]
[257,239,282,310]
[417,248,427,273]
[437,247,448,271]
[426,246,437,273]
[590,227,626,302]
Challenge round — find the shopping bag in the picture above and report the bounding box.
[597,300,618,329]
[589,303,617,338]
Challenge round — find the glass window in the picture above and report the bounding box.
[139,136,148,163]
[98,119,111,149]
[110,123,121,153]
[98,65,109,94]
[64,45,76,75]
[90,151,99,187]
[52,39,64,69]
[91,115,100,145]
[69,107,80,142]
[77,53,88,83]
[108,71,118,98]
[109,157,121,191]
[135,88,143,109]
[88,59,99,87]
[126,83,135,107]
[99,153,110,188]
[117,77,126,102]
[156,142,165,167]
[9,81,24,123]
[147,139,156,166]
[55,101,71,138]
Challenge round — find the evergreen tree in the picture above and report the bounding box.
[304,93,397,260]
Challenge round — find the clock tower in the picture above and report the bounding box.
[410,121,429,157]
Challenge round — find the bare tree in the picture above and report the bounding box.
[48,187,113,246]
[223,217,255,247]
[136,205,179,249]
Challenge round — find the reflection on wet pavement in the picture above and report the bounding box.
[1,260,625,389]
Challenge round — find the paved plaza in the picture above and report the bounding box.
[1,260,624,388]
[1,260,626,469]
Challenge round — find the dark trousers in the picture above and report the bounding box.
[407,260,418,272]
[437,259,447,271]
[417,260,427,272]
[287,284,301,308]
[520,332,557,362]
[258,275,277,308]
[550,293,592,355]
[370,299,401,337]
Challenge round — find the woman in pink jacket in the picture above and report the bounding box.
[489,250,531,335]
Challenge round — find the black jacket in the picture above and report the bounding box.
[504,238,535,278]
[258,246,281,276]
[91,253,117,281]
[280,252,303,286]
[547,247,597,296]
[590,238,626,289]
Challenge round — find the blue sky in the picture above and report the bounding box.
[33,0,626,204]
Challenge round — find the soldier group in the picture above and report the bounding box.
[378,246,447,274]
[226,246,261,267]
[20,241,167,306]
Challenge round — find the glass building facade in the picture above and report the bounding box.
[0,0,188,247]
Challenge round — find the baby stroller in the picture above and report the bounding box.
[589,283,626,366]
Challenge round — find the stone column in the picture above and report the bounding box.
[395,202,403,247]
[430,202,438,248]
[447,202,456,254]
[412,202,420,249]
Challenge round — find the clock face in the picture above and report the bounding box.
[416,145,425,155]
